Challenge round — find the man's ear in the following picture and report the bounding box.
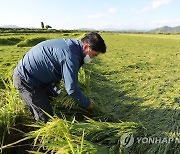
[83,43,89,54]
[83,43,89,50]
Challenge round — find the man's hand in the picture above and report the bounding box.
[86,101,94,110]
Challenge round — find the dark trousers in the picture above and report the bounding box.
[13,68,54,123]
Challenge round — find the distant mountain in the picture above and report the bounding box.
[173,25,180,32]
[149,25,180,33]
[0,25,21,28]
[77,28,96,31]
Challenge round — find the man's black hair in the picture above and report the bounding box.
[81,32,106,53]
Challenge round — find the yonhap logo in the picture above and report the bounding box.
[120,133,180,148]
[120,133,134,148]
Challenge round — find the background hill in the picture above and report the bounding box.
[149,25,180,33]
[0,25,21,28]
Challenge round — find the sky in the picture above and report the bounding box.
[0,0,180,30]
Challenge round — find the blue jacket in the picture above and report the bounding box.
[17,38,90,108]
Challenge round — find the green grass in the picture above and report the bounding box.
[1,32,180,153]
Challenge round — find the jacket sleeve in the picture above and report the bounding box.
[61,56,90,108]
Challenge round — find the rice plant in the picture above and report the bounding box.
[53,67,116,122]
[0,73,33,153]
[1,115,145,154]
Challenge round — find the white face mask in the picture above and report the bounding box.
[84,54,93,63]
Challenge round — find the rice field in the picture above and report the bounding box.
[0,32,180,153]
